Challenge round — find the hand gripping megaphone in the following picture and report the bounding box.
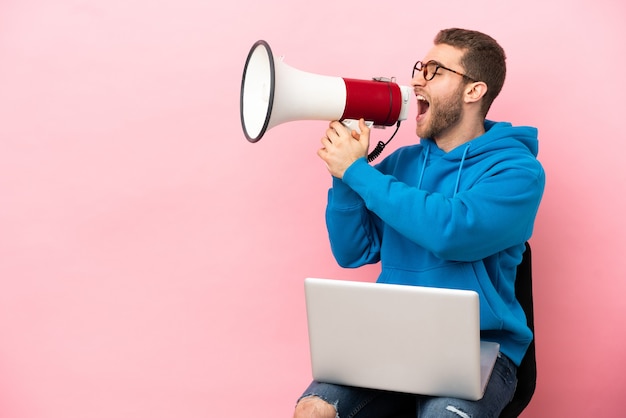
[240,40,411,160]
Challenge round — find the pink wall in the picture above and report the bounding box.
[1,1,624,417]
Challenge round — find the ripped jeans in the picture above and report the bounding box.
[297,353,517,418]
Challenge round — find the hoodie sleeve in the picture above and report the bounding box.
[325,174,383,268]
[333,156,545,262]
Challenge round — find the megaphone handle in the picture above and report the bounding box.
[341,119,373,133]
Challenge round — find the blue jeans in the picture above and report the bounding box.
[298,353,517,418]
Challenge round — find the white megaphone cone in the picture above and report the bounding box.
[240,40,411,147]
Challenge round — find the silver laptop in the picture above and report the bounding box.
[304,277,500,401]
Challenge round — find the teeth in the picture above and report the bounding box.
[416,94,429,104]
[416,94,429,116]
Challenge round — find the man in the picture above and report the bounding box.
[293,28,545,417]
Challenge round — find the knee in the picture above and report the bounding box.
[293,396,337,418]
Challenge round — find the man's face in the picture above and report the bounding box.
[411,44,468,140]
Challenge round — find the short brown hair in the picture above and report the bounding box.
[434,28,506,117]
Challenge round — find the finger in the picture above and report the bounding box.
[326,126,340,141]
[317,146,330,164]
[358,118,370,134]
[329,120,342,130]
[329,120,347,137]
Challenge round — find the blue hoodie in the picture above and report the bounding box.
[325,120,545,366]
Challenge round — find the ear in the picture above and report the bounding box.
[464,81,488,104]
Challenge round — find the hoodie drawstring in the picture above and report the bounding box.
[417,145,430,190]
[418,143,470,196]
[454,144,471,197]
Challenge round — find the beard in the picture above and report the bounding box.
[417,83,465,140]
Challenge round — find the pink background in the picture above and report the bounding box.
[1,1,625,417]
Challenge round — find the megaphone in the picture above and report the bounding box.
[240,40,411,147]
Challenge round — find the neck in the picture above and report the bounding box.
[435,118,485,152]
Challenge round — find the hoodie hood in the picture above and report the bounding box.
[421,120,539,159]
[417,120,539,196]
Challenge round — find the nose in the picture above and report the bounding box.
[411,71,426,89]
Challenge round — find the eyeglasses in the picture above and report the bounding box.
[412,60,476,82]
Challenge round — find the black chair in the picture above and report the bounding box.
[499,241,536,417]
[392,242,536,418]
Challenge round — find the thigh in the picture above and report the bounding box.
[299,381,415,418]
[417,354,518,418]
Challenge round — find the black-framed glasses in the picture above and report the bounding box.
[412,60,476,82]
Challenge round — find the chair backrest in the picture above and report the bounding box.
[499,242,537,418]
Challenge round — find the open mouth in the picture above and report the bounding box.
[416,95,430,119]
